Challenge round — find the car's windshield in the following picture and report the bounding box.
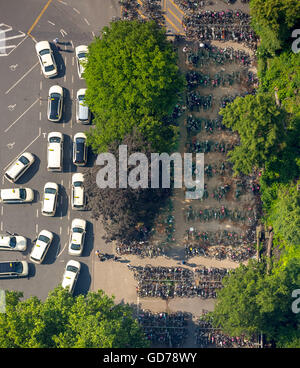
[19,156,30,166]
[45,188,56,195]
[70,243,81,250]
[45,65,55,72]
[38,235,50,244]
[66,265,78,273]
[9,237,16,248]
[39,49,50,56]
[73,227,84,233]
[19,189,26,200]
[76,138,86,144]
[74,181,83,187]
[78,95,85,102]
[78,53,86,59]
[49,137,61,143]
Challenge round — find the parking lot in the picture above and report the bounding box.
[0,0,119,299]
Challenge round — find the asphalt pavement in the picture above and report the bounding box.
[0,0,120,300]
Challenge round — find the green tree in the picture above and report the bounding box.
[250,0,300,54]
[219,94,286,175]
[212,259,300,346]
[84,19,184,153]
[0,288,149,348]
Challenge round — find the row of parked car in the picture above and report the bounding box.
[0,41,90,293]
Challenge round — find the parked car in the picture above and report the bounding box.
[73,132,87,166]
[61,260,81,294]
[41,182,58,216]
[30,230,53,264]
[4,152,35,183]
[75,45,88,79]
[0,261,28,278]
[0,188,34,203]
[71,173,85,210]
[0,235,27,251]
[76,88,90,124]
[35,41,57,78]
[47,132,63,172]
[47,85,63,122]
[68,218,86,256]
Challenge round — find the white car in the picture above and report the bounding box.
[4,152,35,183]
[75,45,88,79]
[76,88,91,124]
[68,218,86,256]
[71,173,85,210]
[41,182,58,216]
[0,235,27,251]
[61,260,81,294]
[30,230,53,264]
[35,41,58,78]
[0,188,34,203]
[47,85,63,122]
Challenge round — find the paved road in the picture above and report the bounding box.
[0,0,120,300]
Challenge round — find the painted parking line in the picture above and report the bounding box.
[4,98,39,133]
[3,127,41,171]
[27,0,53,36]
[5,61,39,94]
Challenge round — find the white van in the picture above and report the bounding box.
[30,230,53,264]
[47,132,63,172]
[4,152,35,183]
[41,182,58,216]
[0,188,34,204]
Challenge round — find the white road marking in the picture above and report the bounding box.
[42,132,47,138]
[60,29,68,38]
[36,224,38,234]
[40,80,42,90]
[1,207,3,216]
[72,56,74,66]
[64,74,66,82]
[4,98,39,132]
[73,7,80,14]
[1,176,4,185]
[59,226,62,235]
[9,64,18,71]
[61,179,63,186]
[59,0,68,5]
[8,104,16,111]
[70,40,74,49]
[84,18,90,26]
[6,142,15,149]
[36,209,39,218]
[92,31,95,38]
[71,75,74,84]
[57,242,68,258]
[48,20,55,26]
[0,222,3,231]
[5,61,39,94]
[3,127,41,171]
[39,111,41,121]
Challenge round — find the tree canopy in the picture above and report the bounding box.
[84,129,170,243]
[0,287,148,348]
[219,93,286,175]
[84,19,184,153]
[250,0,300,54]
[212,259,300,347]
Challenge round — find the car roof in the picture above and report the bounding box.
[73,186,84,206]
[72,173,84,183]
[0,188,22,199]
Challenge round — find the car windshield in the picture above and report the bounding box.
[45,65,55,72]
[78,95,85,102]
[78,52,86,59]
[76,138,86,144]
[39,49,50,56]
[38,235,50,244]
[49,137,61,143]
[19,189,26,200]
[70,243,81,250]
[45,188,56,195]
[19,156,30,166]
[74,181,83,187]
[66,265,78,273]
[9,237,16,248]
[73,227,84,233]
